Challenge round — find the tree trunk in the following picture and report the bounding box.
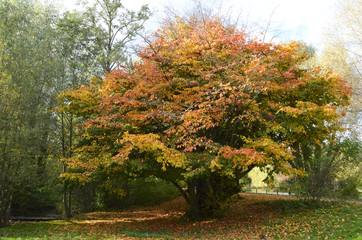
[63,184,72,219]
[61,112,72,218]
[0,188,12,228]
[185,173,240,219]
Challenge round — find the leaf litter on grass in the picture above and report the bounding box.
[0,193,360,239]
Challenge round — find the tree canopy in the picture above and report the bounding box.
[60,16,350,218]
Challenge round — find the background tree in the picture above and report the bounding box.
[294,0,362,201]
[82,0,151,74]
[56,1,150,217]
[61,16,350,219]
[0,0,62,226]
[0,0,151,225]
[55,10,104,219]
[317,0,361,140]
[0,45,18,227]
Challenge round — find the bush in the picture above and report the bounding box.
[11,176,62,216]
[69,175,180,214]
[102,176,180,209]
[336,175,361,199]
[283,139,361,200]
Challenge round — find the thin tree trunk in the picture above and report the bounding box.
[68,113,73,216]
[0,192,12,228]
[0,165,13,228]
[61,111,72,218]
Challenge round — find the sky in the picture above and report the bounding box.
[60,0,339,52]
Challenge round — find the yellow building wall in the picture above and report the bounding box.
[248,167,268,187]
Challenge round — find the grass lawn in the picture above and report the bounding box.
[0,193,361,239]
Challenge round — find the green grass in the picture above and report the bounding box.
[0,195,361,239]
[263,201,361,239]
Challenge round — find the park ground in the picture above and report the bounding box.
[0,193,361,239]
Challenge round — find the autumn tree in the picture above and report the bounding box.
[61,17,350,218]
